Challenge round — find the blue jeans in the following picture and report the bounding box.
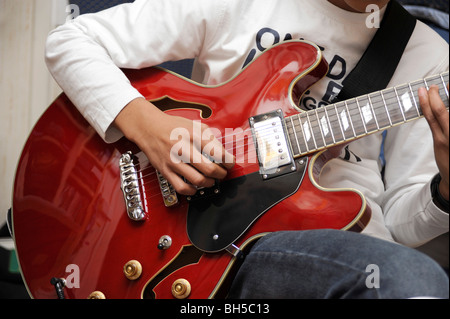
[228,230,449,299]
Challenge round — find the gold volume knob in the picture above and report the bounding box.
[171,279,191,299]
[88,291,106,299]
[124,260,143,281]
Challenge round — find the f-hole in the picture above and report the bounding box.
[142,245,203,299]
[151,97,213,119]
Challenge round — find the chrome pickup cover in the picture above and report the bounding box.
[249,109,296,179]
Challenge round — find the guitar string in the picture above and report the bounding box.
[140,82,446,181]
[124,75,448,203]
[126,82,446,188]
[125,75,447,174]
[127,80,428,172]
[137,164,259,202]
[127,152,262,187]
[126,163,257,202]
[141,74,447,169]
[148,73,447,170]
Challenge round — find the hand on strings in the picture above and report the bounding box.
[114,97,235,195]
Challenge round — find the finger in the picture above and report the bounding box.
[175,161,216,188]
[169,130,229,183]
[419,86,441,137]
[162,169,198,196]
[201,128,236,170]
[191,148,229,180]
[163,162,216,195]
[428,85,449,137]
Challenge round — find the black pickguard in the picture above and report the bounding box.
[187,159,307,252]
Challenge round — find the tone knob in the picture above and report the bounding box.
[88,291,106,299]
[123,260,143,280]
[171,279,191,299]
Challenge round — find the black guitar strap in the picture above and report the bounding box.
[334,0,417,102]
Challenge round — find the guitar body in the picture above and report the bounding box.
[12,41,370,299]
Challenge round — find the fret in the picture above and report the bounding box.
[407,83,421,117]
[356,95,378,133]
[331,103,346,142]
[293,114,309,154]
[383,88,404,125]
[346,100,366,136]
[367,95,380,130]
[299,113,315,152]
[316,107,335,146]
[286,116,301,156]
[296,115,307,155]
[395,84,418,121]
[295,114,308,153]
[440,74,449,98]
[380,90,393,126]
[342,101,357,138]
[425,74,443,87]
[409,79,425,116]
[393,87,407,122]
[421,73,449,104]
[308,110,325,149]
[370,91,391,129]
[313,109,327,147]
[420,73,449,111]
[323,106,336,144]
[355,99,369,134]
[425,73,449,102]
[439,72,449,105]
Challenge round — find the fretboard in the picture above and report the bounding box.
[285,72,449,157]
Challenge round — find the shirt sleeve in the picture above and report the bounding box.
[45,0,223,142]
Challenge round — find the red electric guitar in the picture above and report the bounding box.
[12,40,449,299]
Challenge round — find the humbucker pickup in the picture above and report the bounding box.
[249,109,296,179]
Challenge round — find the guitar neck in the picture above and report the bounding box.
[285,72,449,157]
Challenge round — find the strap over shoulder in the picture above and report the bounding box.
[334,0,417,102]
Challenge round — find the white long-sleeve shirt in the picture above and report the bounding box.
[45,0,449,266]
